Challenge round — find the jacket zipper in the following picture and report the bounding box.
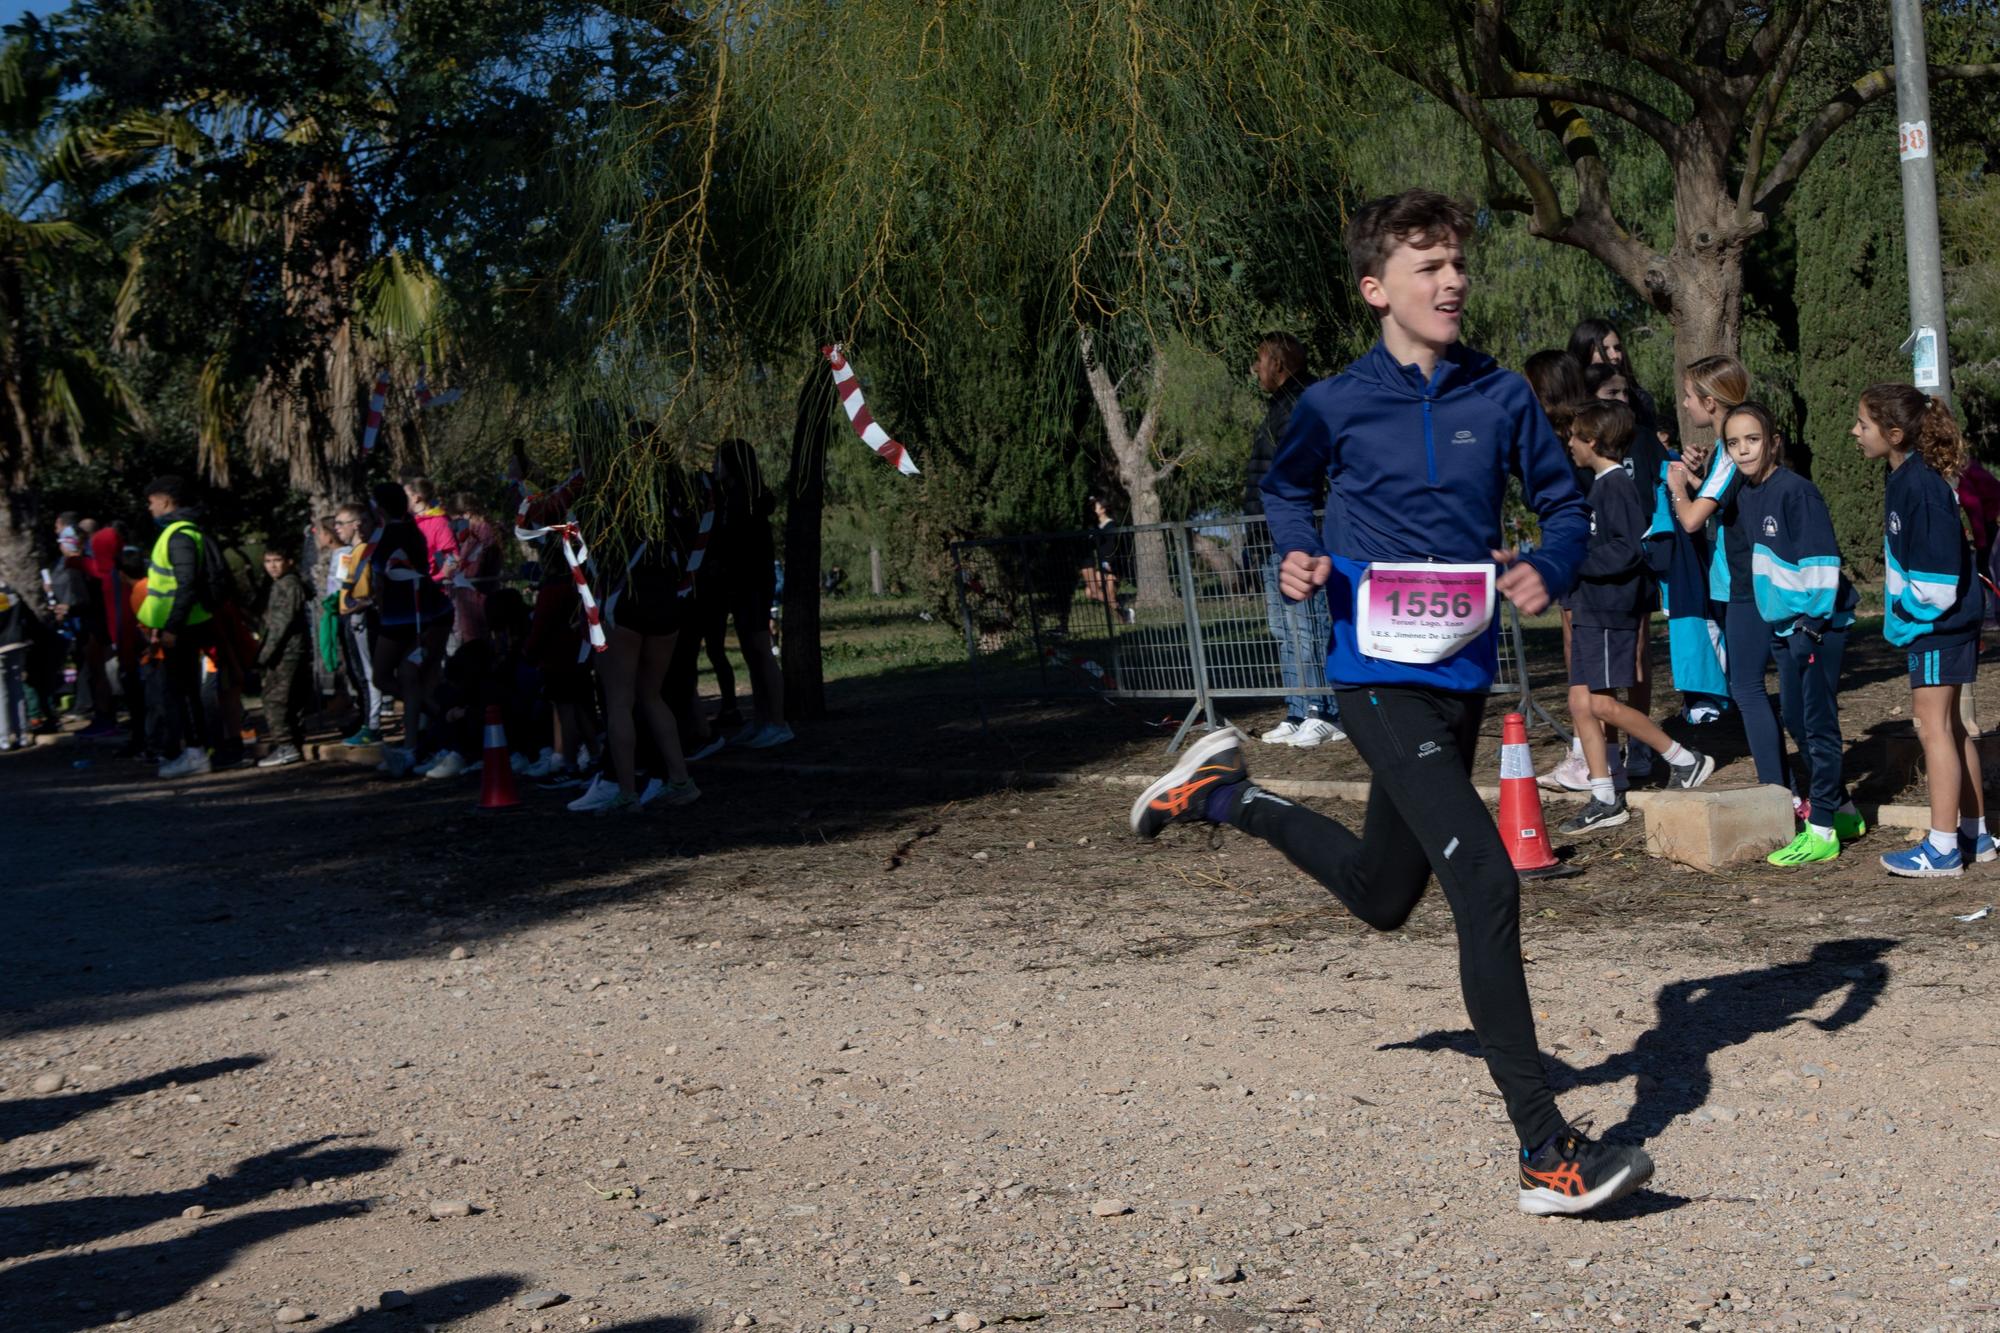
[1422,395,1437,486]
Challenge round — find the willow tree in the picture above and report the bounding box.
[573,1,1371,604]
[1358,1,2000,431]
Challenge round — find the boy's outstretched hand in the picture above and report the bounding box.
[1491,548,1551,615]
[1279,551,1332,602]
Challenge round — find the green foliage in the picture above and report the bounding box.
[1787,120,1907,571]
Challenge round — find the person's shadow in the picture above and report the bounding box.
[1381,937,1896,1142]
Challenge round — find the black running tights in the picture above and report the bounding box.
[1229,685,1564,1148]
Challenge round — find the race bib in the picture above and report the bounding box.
[1355,562,1495,664]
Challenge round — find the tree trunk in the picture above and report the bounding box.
[0,485,40,605]
[781,360,833,720]
[242,160,368,500]
[1078,330,1173,606]
[1665,247,1748,450]
[1660,161,1754,454]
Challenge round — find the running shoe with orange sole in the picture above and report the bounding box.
[1518,1119,1655,1216]
[1130,726,1249,840]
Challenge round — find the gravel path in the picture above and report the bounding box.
[2,732,1997,1333]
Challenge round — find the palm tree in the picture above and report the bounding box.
[0,29,143,596]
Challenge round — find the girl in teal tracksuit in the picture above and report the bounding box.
[1859,384,1989,878]
[1671,402,1857,865]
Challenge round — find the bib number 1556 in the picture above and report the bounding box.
[1381,589,1476,620]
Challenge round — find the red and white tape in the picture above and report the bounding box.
[415,376,463,410]
[822,345,919,476]
[361,370,390,454]
[513,471,606,655]
[677,479,717,599]
[1042,644,1118,692]
[362,370,461,454]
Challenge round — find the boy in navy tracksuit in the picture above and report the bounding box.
[1559,401,1715,834]
[1131,190,1653,1217]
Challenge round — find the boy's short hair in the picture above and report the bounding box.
[263,542,297,564]
[1346,190,1474,289]
[1572,400,1636,462]
[371,481,411,519]
[144,475,192,506]
[1257,332,1307,379]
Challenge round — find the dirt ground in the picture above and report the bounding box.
[4,665,2000,1333]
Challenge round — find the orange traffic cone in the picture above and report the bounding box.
[1498,712,1576,879]
[476,705,522,813]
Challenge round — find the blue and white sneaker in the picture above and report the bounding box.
[1881,838,1964,878]
[1962,832,1998,865]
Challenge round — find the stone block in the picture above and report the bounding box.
[311,740,383,765]
[1631,784,1796,871]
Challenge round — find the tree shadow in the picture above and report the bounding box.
[0,1202,355,1331]
[0,657,1143,1037]
[1380,937,1896,1142]
[0,1055,265,1140]
[0,1135,396,1263]
[310,1275,527,1327]
[0,1161,96,1190]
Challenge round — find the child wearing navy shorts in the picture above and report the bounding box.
[1857,384,1990,876]
[1558,400,1715,834]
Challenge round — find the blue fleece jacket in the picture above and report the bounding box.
[1883,452,1983,649]
[1260,340,1590,692]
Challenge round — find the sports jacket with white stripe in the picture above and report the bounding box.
[1883,452,1982,650]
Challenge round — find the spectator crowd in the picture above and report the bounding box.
[0,436,793,816]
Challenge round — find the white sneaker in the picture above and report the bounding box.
[688,735,726,761]
[746,722,794,749]
[521,748,560,778]
[637,777,665,808]
[425,750,469,780]
[1540,753,1591,792]
[509,751,531,774]
[1259,719,1304,745]
[159,746,211,779]
[256,744,303,769]
[576,744,593,770]
[730,720,762,746]
[1289,717,1345,747]
[567,775,624,813]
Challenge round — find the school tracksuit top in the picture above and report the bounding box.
[1260,339,1590,693]
[1697,459,1855,637]
[1883,453,1982,650]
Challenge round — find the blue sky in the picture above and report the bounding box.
[0,1,66,24]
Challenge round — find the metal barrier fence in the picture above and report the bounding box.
[950,514,1567,750]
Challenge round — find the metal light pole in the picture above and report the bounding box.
[1891,0,1951,406]
[1891,0,1978,734]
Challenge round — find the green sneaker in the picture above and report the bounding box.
[1769,828,1840,867]
[1833,810,1868,843]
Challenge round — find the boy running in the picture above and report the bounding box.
[1131,190,1654,1216]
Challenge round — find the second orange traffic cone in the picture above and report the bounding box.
[476,705,522,813]
[1497,712,1576,879]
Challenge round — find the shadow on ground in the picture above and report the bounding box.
[1379,937,1897,1141]
[0,1125,398,1331]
